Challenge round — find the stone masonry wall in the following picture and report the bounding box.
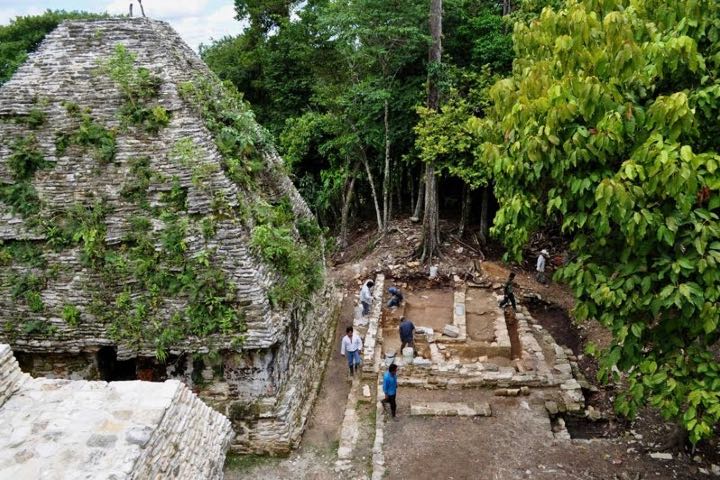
[198,285,342,453]
[0,344,29,407]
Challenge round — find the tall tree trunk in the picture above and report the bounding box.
[382,99,391,232]
[420,0,443,261]
[421,165,440,260]
[412,168,425,221]
[360,148,383,233]
[479,185,490,244]
[502,0,512,15]
[340,163,360,249]
[396,173,403,214]
[459,183,470,238]
[408,170,414,215]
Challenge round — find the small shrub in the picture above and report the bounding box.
[7,135,47,179]
[200,217,216,240]
[0,181,41,217]
[21,319,55,335]
[25,291,44,312]
[161,177,188,211]
[98,44,170,133]
[56,103,117,164]
[61,304,81,326]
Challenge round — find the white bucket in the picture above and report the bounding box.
[429,265,438,278]
[385,351,396,367]
[402,347,414,362]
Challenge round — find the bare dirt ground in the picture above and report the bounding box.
[224,218,719,479]
[383,389,697,480]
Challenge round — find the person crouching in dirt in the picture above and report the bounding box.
[536,249,549,285]
[341,326,363,378]
[382,363,398,418]
[499,272,517,311]
[399,317,415,353]
[360,280,374,316]
[387,286,404,308]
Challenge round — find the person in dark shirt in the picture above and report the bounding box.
[499,272,517,310]
[398,317,415,352]
[387,286,404,308]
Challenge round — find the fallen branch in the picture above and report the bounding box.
[450,235,485,260]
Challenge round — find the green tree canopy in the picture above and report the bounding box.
[484,0,720,442]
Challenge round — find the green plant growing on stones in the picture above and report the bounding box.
[178,77,269,188]
[56,102,117,164]
[161,177,188,211]
[120,156,162,208]
[98,44,170,133]
[3,241,47,268]
[25,291,44,312]
[0,134,50,217]
[7,135,48,178]
[61,304,81,327]
[250,199,323,309]
[21,318,55,336]
[200,217,217,240]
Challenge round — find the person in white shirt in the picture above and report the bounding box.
[341,326,363,376]
[536,249,548,284]
[359,280,374,316]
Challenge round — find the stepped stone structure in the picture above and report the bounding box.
[0,344,233,479]
[0,18,339,453]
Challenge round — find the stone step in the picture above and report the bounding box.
[410,401,492,417]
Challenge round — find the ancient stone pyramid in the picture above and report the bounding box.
[0,19,337,452]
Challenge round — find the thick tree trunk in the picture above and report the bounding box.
[459,183,471,238]
[421,164,440,261]
[502,0,512,15]
[360,149,383,233]
[412,168,425,221]
[420,0,443,261]
[479,185,490,244]
[340,163,360,249]
[382,99,391,232]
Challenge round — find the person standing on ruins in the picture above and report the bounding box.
[341,326,363,377]
[360,280,374,316]
[382,363,398,418]
[399,316,415,353]
[499,272,517,311]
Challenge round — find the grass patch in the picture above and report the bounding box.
[223,452,283,472]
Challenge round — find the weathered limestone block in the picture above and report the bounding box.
[443,324,460,338]
[0,344,232,479]
[410,402,491,417]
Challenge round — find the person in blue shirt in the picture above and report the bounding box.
[381,363,398,418]
[387,286,404,308]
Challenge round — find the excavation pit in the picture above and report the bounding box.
[380,280,514,369]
